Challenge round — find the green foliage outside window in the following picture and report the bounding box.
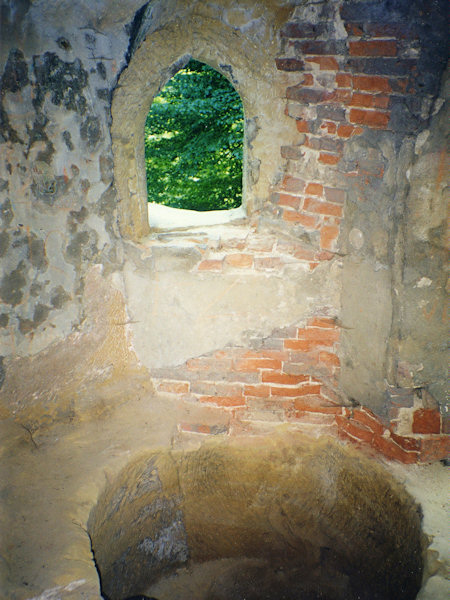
[144,59,244,211]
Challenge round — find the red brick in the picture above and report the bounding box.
[294,394,336,411]
[349,40,397,57]
[336,415,374,444]
[344,23,364,36]
[283,210,318,229]
[294,397,340,411]
[277,193,302,210]
[308,316,336,328]
[225,253,253,268]
[317,250,334,261]
[419,436,450,463]
[337,124,364,138]
[318,153,340,165]
[296,120,310,133]
[244,384,271,397]
[336,73,352,88]
[284,339,315,352]
[353,75,392,93]
[196,424,212,434]
[180,422,207,433]
[320,121,337,134]
[262,372,309,385]
[281,175,305,193]
[305,182,324,196]
[178,422,228,435]
[306,56,339,70]
[350,93,390,109]
[412,408,441,434]
[320,224,340,250]
[275,57,304,71]
[350,93,373,107]
[198,259,223,271]
[318,351,340,367]
[303,197,343,217]
[157,381,189,394]
[371,434,419,464]
[298,327,340,344]
[199,395,245,407]
[254,257,283,271]
[352,407,385,435]
[235,358,282,371]
[292,383,322,396]
[389,431,421,452]
[349,108,390,129]
[270,385,318,397]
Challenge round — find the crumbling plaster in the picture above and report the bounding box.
[0,0,449,598]
[0,0,447,412]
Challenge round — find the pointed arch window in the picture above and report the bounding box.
[144,60,244,227]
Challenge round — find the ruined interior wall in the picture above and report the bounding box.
[108,0,448,461]
[1,0,448,453]
[0,1,449,598]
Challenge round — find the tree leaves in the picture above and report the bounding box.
[144,60,244,211]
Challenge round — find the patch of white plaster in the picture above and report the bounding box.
[415,130,430,154]
[416,277,432,288]
[27,579,86,600]
[148,202,247,230]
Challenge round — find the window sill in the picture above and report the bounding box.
[147,202,247,232]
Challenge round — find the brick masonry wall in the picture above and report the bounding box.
[146,230,448,465]
[146,0,449,465]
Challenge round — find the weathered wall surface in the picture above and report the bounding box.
[1,0,448,446]
[0,0,449,598]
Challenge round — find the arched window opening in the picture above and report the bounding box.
[144,59,244,215]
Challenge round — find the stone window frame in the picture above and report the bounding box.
[111,17,288,241]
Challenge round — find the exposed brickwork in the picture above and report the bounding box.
[151,315,342,432]
[412,408,441,435]
[270,0,446,258]
[145,0,449,466]
[150,313,448,464]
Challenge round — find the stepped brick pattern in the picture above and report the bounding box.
[147,226,448,465]
[150,314,448,464]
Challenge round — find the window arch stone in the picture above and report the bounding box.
[111,5,291,240]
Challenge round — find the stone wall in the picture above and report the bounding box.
[0,1,449,598]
